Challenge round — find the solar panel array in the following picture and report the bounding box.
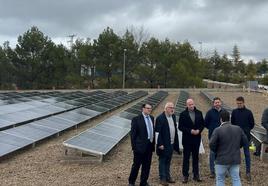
[63,91,168,161]
[174,90,189,120]
[0,91,110,130]
[200,91,233,113]
[0,90,147,157]
[0,91,61,106]
[200,90,267,144]
[120,90,168,120]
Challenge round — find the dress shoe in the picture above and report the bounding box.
[167,178,176,183]
[193,176,202,182]
[159,180,169,186]
[246,173,251,181]
[182,177,188,183]
[210,172,215,179]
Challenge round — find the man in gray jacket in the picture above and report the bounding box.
[209,110,248,186]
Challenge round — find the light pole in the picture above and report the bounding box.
[123,48,127,89]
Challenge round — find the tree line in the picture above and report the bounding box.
[0,26,267,90]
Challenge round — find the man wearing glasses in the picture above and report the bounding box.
[128,103,155,186]
[155,102,180,186]
[179,98,204,183]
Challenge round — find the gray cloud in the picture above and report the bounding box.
[0,0,267,61]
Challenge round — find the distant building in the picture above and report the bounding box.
[247,81,258,90]
[80,65,95,76]
[203,79,240,89]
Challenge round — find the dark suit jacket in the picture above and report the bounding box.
[179,107,204,147]
[130,114,155,154]
[155,112,180,156]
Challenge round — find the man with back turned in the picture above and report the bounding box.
[210,110,248,186]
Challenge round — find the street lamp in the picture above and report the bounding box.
[123,48,127,89]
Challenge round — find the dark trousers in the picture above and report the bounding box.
[209,150,216,174]
[182,144,200,178]
[128,148,153,186]
[243,143,251,173]
[158,147,173,181]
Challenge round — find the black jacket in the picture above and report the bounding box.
[130,114,155,154]
[231,107,254,141]
[209,122,248,165]
[155,112,180,156]
[179,107,204,146]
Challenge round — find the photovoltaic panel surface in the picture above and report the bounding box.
[63,91,167,158]
[3,124,58,141]
[0,90,147,158]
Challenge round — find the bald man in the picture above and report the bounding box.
[179,99,204,183]
[155,102,180,186]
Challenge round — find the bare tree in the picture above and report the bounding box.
[128,25,150,49]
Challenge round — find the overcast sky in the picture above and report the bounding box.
[0,0,268,62]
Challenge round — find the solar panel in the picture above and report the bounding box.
[63,91,167,160]
[64,131,118,155]
[90,124,129,140]
[95,102,116,109]
[71,108,100,117]
[0,114,23,124]
[41,105,65,113]
[102,118,131,129]
[52,102,75,109]
[16,97,32,102]
[85,105,110,113]
[29,96,45,101]
[26,107,53,116]
[0,118,15,129]
[32,120,66,131]
[105,100,122,106]
[0,103,33,115]
[46,116,77,126]
[0,132,33,154]
[0,90,148,158]
[56,112,90,124]
[3,124,58,141]
[64,100,84,107]
[0,142,19,157]
[118,111,138,120]
[125,107,142,115]
[251,129,267,143]
[23,100,49,107]
[105,115,131,129]
[0,132,32,146]
[173,90,189,118]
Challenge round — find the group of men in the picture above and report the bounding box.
[128,96,258,186]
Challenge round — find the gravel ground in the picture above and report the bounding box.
[0,90,268,186]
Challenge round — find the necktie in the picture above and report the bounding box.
[146,116,153,142]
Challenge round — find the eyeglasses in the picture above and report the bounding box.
[144,107,152,109]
